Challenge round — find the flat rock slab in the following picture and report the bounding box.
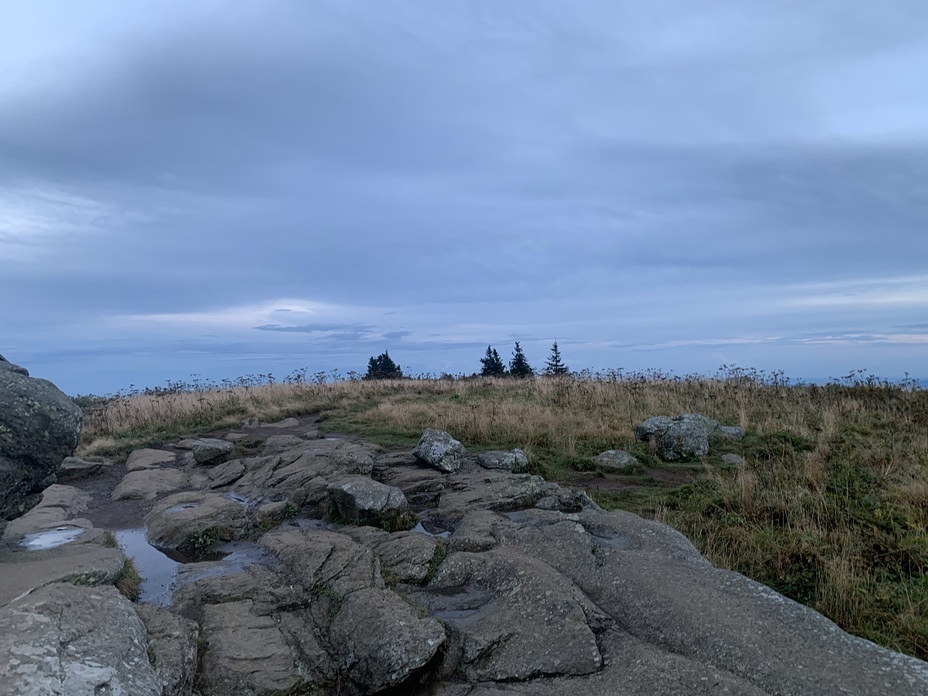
[126,448,176,471]
[264,417,301,429]
[200,599,305,695]
[0,544,126,607]
[112,468,189,501]
[144,491,251,549]
[0,583,161,696]
[192,438,235,464]
[2,485,91,541]
[57,456,110,482]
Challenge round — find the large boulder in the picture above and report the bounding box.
[0,356,82,520]
[635,413,717,461]
[414,429,466,473]
[326,476,409,525]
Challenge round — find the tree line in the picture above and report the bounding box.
[364,342,569,380]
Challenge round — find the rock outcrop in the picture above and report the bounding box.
[0,355,82,520]
[1,416,926,696]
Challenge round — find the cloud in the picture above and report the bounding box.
[255,323,376,334]
[1,1,926,394]
[781,275,928,308]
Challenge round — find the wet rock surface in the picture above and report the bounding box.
[0,417,926,695]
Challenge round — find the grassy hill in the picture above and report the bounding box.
[75,370,928,660]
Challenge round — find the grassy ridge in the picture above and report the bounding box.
[76,371,928,659]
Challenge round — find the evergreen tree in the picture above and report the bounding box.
[508,342,534,378]
[363,351,403,380]
[479,345,506,377]
[543,341,569,376]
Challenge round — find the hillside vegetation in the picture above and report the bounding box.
[75,369,928,660]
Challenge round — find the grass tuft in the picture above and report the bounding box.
[115,558,141,601]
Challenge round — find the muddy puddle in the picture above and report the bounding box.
[413,520,451,539]
[115,528,281,606]
[409,584,493,622]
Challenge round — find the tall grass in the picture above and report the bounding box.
[76,368,928,659]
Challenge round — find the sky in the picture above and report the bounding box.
[2,1,927,395]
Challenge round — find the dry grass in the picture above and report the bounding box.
[76,370,928,659]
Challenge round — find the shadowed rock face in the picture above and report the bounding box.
[0,356,82,520]
[2,422,927,695]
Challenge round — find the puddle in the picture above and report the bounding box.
[418,584,493,622]
[503,511,533,524]
[292,518,340,532]
[224,492,257,509]
[20,526,86,551]
[115,530,282,606]
[213,540,280,569]
[166,502,200,514]
[176,541,281,584]
[587,530,639,551]
[115,529,180,607]
[433,608,478,620]
[413,521,451,539]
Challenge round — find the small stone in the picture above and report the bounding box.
[265,417,300,429]
[592,450,639,470]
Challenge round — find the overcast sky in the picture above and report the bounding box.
[2,1,927,395]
